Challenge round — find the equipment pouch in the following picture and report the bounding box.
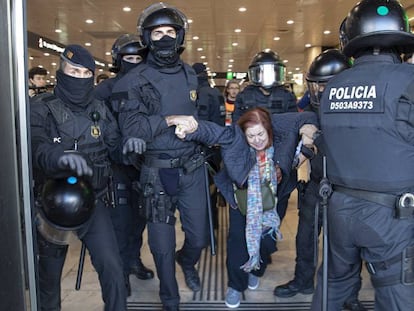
[402,245,414,285]
[91,162,110,190]
[234,180,276,216]
[182,153,205,175]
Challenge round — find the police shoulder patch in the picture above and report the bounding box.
[190,90,197,101]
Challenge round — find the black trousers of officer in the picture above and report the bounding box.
[37,200,127,311]
[277,170,298,221]
[109,164,147,274]
[226,206,277,292]
[310,191,414,311]
[141,164,209,307]
[295,180,362,299]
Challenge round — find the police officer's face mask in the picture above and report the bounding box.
[150,35,179,64]
[55,69,94,107]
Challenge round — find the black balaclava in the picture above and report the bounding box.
[54,69,94,110]
[148,31,182,67]
[120,59,140,74]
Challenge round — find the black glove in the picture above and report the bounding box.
[57,153,93,176]
[123,137,146,154]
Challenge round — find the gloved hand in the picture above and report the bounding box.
[123,137,146,154]
[57,153,93,176]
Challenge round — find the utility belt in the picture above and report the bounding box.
[144,153,205,175]
[333,185,414,219]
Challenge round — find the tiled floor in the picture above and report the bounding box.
[59,166,374,310]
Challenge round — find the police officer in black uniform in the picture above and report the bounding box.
[30,44,127,310]
[94,34,154,295]
[311,1,414,310]
[112,3,208,311]
[233,49,298,221]
[274,49,366,311]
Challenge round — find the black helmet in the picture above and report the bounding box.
[41,175,95,229]
[111,33,145,71]
[137,2,188,49]
[338,17,348,52]
[306,49,351,109]
[343,0,414,57]
[248,49,286,89]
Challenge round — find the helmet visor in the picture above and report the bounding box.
[248,63,285,88]
[307,81,327,108]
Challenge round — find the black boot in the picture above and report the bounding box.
[130,260,154,280]
[273,279,314,298]
[175,251,200,292]
[343,299,367,311]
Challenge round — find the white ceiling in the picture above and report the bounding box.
[27,0,414,85]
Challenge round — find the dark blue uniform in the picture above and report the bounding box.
[311,53,414,311]
[31,93,127,311]
[112,57,209,307]
[95,75,150,283]
[233,84,298,220]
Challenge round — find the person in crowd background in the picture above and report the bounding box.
[28,66,48,97]
[96,73,109,85]
[224,79,240,126]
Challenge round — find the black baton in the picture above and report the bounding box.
[203,161,216,256]
[75,242,87,290]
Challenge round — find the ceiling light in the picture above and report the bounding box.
[283,60,288,63]
[273,36,280,41]
[51,62,56,66]
[229,59,234,63]
[286,20,294,25]
[105,52,111,56]
[203,62,208,65]
[123,7,131,12]
[305,43,312,48]
[55,29,62,33]
[85,42,92,46]
[200,55,206,59]
[238,7,247,12]
[197,47,203,51]
[234,29,241,33]
[192,36,199,40]
[188,19,193,24]
[85,19,94,24]
[43,53,50,56]
[29,56,33,60]
[228,64,233,68]
[295,68,300,71]
[232,42,238,46]
[323,30,331,35]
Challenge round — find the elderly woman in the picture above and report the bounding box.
[172,107,318,308]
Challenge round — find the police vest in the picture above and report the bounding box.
[39,94,111,190]
[111,62,199,157]
[320,62,414,193]
[241,85,296,114]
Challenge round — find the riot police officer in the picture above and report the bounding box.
[311,1,414,310]
[30,44,127,310]
[275,49,366,311]
[111,3,208,311]
[94,34,154,296]
[233,49,298,221]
